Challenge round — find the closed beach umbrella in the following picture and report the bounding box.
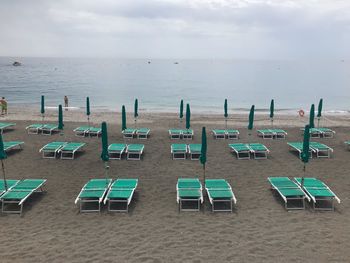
[0,134,8,191]
[309,104,315,128]
[186,103,191,130]
[41,95,45,121]
[86,97,90,126]
[134,99,138,127]
[301,124,310,187]
[122,105,127,131]
[58,105,64,130]
[248,105,255,133]
[100,122,109,162]
[317,98,323,127]
[200,127,207,184]
[224,99,228,129]
[270,99,274,126]
[179,100,184,122]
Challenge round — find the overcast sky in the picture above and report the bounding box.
[0,0,349,59]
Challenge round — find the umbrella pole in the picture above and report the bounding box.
[88,116,90,128]
[225,118,227,130]
[1,160,7,191]
[317,117,320,128]
[271,118,273,128]
[301,163,306,188]
[104,161,109,183]
[134,118,137,129]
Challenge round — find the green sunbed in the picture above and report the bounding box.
[0,122,15,134]
[212,129,226,139]
[171,144,188,160]
[104,179,138,212]
[177,178,203,211]
[227,129,239,139]
[294,178,340,210]
[136,128,150,139]
[26,123,44,134]
[0,179,46,215]
[41,124,59,135]
[39,142,67,158]
[228,143,251,159]
[126,144,144,160]
[122,128,136,139]
[287,142,315,159]
[60,142,86,159]
[188,144,201,160]
[75,179,112,212]
[108,143,127,160]
[73,126,91,137]
[309,142,333,158]
[268,177,309,210]
[257,129,287,139]
[248,143,270,159]
[169,129,182,139]
[3,141,24,152]
[182,129,194,139]
[88,127,102,137]
[205,179,236,212]
[301,127,335,138]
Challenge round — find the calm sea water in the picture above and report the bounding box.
[0,57,349,114]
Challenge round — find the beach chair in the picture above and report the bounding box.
[272,129,288,139]
[39,142,67,158]
[136,128,150,139]
[205,179,236,212]
[309,142,333,158]
[0,122,15,134]
[248,143,270,159]
[108,144,127,160]
[41,124,59,135]
[227,129,239,139]
[182,129,194,139]
[88,127,102,137]
[0,179,20,197]
[257,129,275,139]
[287,142,315,159]
[212,129,226,139]
[126,144,144,160]
[294,178,340,211]
[104,179,138,212]
[3,141,24,152]
[26,124,44,134]
[345,141,350,150]
[317,128,335,138]
[60,142,86,159]
[169,129,182,139]
[188,144,202,160]
[73,126,90,137]
[0,179,46,215]
[228,143,251,159]
[177,178,203,211]
[75,179,112,213]
[268,177,309,210]
[122,128,136,139]
[171,144,188,160]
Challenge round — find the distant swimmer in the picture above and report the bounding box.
[64,96,69,111]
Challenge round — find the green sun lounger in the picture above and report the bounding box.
[73,126,91,137]
[75,179,112,213]
[248,143,270,159]
[136,128,150,139]
[182,129,194,139]
[104,179,138,212]
[169,129,182,139]
[177,178,203,212]
[228,143,251,159]
[108,143,127,160]
[268,177,309,210]
[188,144,202,160]
[171,144,188,160]
[257,129,287,139]
[88,127,102,137]
[0,122,15,134]
[287,142,315,159]
[301,127,335,138]
[294,178,340,210]
[126,144,144,160]
[39,142,67,158]
[122,128,136,139]
[3,141,24,152]
[26,123,44,134]
[60,142,86,159]
[0,179,46,215]
[212,129,226,139]
[205,179,236,212]
[309,142,333,158]
[227,129,239,139]
[0,179,20,196]
[40,124,59,135]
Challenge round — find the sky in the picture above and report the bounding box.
[0,0,349,59]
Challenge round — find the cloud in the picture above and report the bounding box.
[0,0,349,58]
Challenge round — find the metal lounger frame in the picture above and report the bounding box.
[230,147,250,160]
[106,188,136,213]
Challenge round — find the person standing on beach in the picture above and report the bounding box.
[0,97,7,115]
[64,96,68,110]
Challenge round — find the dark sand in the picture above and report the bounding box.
[0,114,349,263]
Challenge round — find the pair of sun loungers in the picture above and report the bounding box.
[122,128,151,139]
[301,127,335,138]
[212,129,239,139]
[169,129,194,139]
[26,123,59,135]
[268,177,340,210]
[0,179,46,215]
[39,142,86,159]
[74,126,102,137]
[257,129,287,139]
[75,178,138,213]
[288,142,333,158]
[108,144,145,160]
[0,122,16,134]
[177,178,237,212]
[229,143,270,159]
[171,144,202,160]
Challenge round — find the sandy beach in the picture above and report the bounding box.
[0,108,349,263]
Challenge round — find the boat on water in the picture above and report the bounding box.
[12,61,22,66]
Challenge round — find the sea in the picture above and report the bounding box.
[0,57,349,114]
